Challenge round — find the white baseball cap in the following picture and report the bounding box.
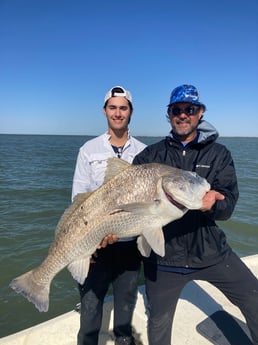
[104,86,132,104]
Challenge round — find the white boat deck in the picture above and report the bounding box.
[1,254,257,345]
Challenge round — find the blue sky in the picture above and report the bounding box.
[1,0,258,137]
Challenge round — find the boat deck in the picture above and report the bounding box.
[1,254,257,345]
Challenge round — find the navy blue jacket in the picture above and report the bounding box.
[133,121,239,268]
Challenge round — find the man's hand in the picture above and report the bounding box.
[90,234,119,263]
[97,234,119,249]
[200,190,225,212]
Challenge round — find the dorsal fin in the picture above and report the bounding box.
[103,158,131,184]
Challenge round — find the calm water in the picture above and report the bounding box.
[0,134,257,338]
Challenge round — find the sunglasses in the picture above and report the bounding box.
[170,105,200,116]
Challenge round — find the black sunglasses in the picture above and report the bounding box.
[170,105,200,116]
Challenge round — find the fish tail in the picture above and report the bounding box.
[9,270,50,312]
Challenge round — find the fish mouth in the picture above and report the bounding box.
[165,192,187,211]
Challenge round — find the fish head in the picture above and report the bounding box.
[160,169,210,210]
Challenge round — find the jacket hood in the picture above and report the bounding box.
[197,120,219,143]
[169,120,219,144]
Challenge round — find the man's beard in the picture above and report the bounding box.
[173,119,197,137]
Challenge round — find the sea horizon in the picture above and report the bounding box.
[1,133,258,138]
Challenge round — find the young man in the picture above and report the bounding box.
[133,84,258,345]
[72,86,146,345]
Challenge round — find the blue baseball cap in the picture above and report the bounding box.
[168,84,206,111]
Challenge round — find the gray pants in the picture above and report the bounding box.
[144,252,258,345]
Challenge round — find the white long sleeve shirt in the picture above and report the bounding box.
[72,131,146,199]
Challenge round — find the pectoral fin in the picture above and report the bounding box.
[116,200,161,215]
[67,257,90,285]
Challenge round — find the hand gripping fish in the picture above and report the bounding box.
[10,158,210,312]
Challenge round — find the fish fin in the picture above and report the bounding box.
[9,270,50,312]
[67,257,90,285]
[115,201,161,215]
[137,236,152,257]
[142,227,165,257]
[104,158,131,184]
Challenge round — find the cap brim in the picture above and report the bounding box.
[167,101,206,111]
